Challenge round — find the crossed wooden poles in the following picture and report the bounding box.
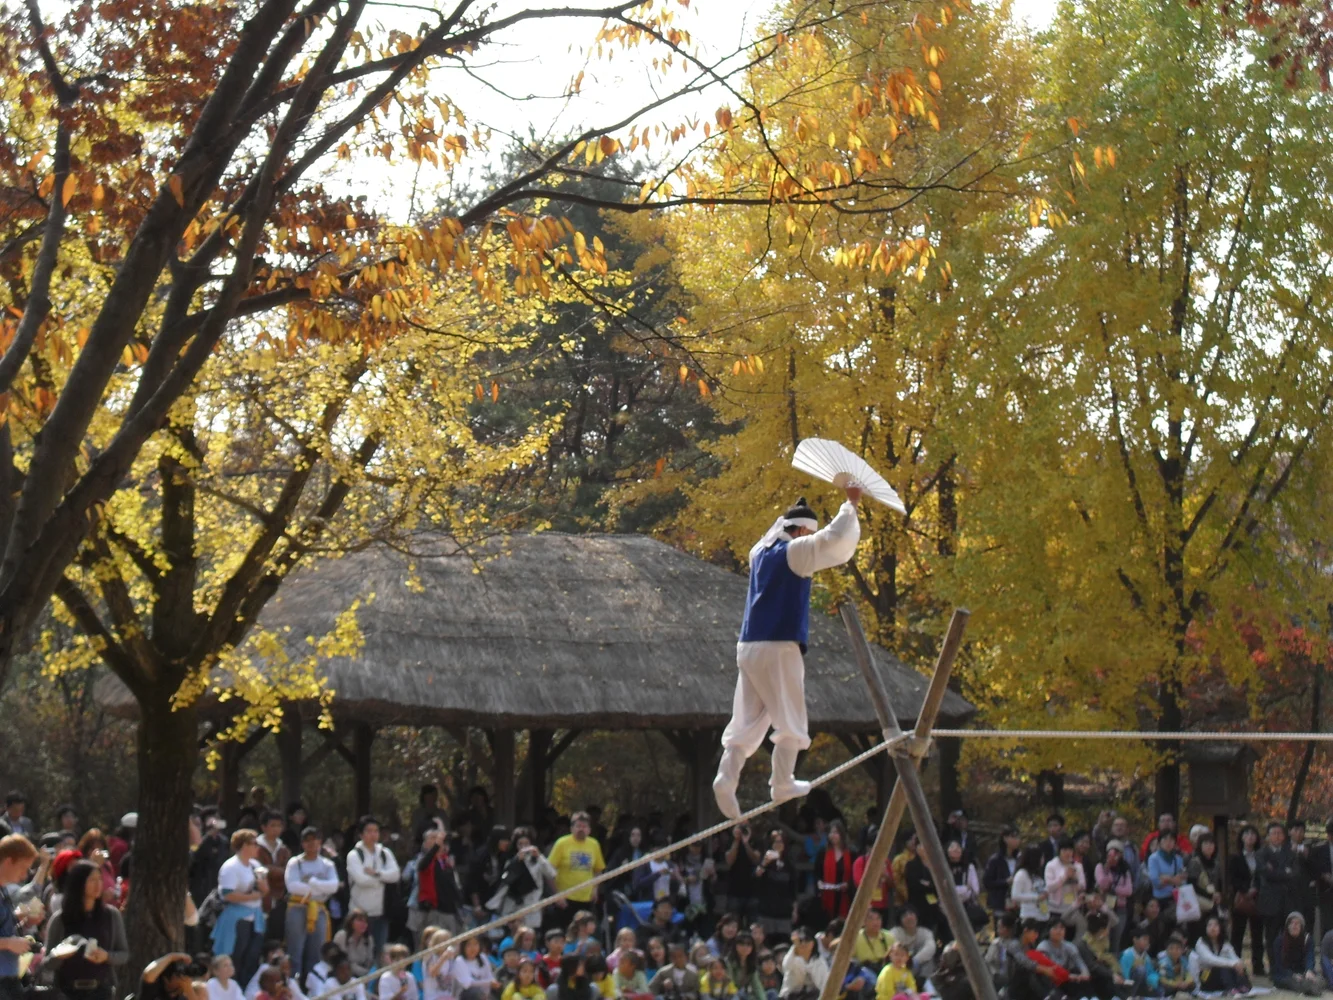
[819,604,999,1000]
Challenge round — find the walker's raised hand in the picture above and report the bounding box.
[844,483,863,506]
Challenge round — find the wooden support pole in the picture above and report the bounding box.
[820,607,995,1000]
[521,729,553,823]
[278,707,304,813]
[896,740,997,1000]
[352,723,375,819]
[679,728,722,828]
[492,728,516,828]
[548,729,582,764]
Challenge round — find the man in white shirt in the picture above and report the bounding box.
[216,829,270,988]
[346,816,399,959]
[285,828,340,982]
[780,928,829,999]
[714,488,863,820]
[890,908,938,980]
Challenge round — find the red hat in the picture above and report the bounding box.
[51,849,81,883]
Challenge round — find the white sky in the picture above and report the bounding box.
[346,0,1058,212]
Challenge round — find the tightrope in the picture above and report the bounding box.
[929,728,1333,741]
[308,730,913,1000]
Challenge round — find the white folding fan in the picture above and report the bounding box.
[792,438,906,513]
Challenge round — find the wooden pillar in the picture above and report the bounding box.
[217,728,268,827]
[937,734,963,816]
[663,729,721,828]
[689,730,722,828]
[278,707,304,812]
[492,728,516,828]
[521,729,553,823]
[876,753,894,815]
[353,723,375,819]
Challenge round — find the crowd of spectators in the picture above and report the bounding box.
[9,784,1333,1000]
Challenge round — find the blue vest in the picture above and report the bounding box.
[739,539,812,651]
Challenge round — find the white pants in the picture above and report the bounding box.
[721,641,812,754]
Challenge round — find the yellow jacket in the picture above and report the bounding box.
[875,964,916,1000]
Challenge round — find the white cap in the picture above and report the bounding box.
[120,812,138,829]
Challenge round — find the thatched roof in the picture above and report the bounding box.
[97,533,973,731]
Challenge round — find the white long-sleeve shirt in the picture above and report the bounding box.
[779,949,828,998]
[1194,938,1242,969]
[1011,869,1046,921]
[450,956,497,992]
[347,841,400,917]
[1043,857,1085,915]
[285,854,340,902]
[752,502,860,579]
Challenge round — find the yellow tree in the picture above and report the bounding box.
[612,1,1035,667]
[940,0,1333,812]
[0,0,1012,970]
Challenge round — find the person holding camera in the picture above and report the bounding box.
[415,821,463,934]
[0,835,39,1000]
[488,827,557,930]
[213,830,271,989]
[779,928,828,1000]
[719,826,761,923]
[44,858,130,1000]
[753,831,797,939]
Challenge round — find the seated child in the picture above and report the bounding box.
[875,944,918,1000]
[1156,934,1195,996]
[756,952,781,1000]
[1118,925,1161,998]
[700,959,737,1000]
[501,960,545,1000]
[613,952,652,1000]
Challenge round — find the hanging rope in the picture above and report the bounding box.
[308,730,913,1000]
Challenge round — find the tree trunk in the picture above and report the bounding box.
[1288,653,1322,825]
[1155,682,1182,819]
[124,688,199,988]
[1037,770,1066,807]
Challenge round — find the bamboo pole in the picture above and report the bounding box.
[819,607,995,1000]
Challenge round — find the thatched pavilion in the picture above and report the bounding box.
[99,533,974,824]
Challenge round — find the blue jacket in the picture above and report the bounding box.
[1119,948,1159,991]
[1147,850,1184,901]
[739,540,812,651]
[0,887,19,979]
[211,903,266,957]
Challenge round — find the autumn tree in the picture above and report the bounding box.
[614,0,1035,660]
[943,0,1333,813]
[0,0,999,976]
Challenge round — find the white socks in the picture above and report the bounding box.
[713,746,746,820]
[769,744,811,804]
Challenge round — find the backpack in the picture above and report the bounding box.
[197,887,225,927]
[499,854,538,902]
